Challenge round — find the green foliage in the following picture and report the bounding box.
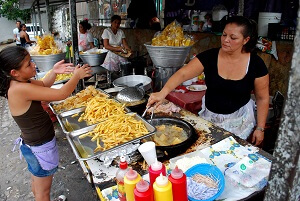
[0,0,31,22]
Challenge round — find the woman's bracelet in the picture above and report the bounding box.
[256,126,265,132]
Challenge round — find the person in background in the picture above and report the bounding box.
[0,46,92,201]
[13,20,22,46]
[19,24,36,47]
[147,16,269,146]
[101,15,131,71]
[78,19,95,52]
[127,0,161,30]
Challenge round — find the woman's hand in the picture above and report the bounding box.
[53,60,75,74]
[147,92,167,108]
[73,64,92,79]
[251,129,264,146]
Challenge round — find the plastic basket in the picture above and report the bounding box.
[185,163,225,201]
[268,23,296,41]
[144,43,192,68]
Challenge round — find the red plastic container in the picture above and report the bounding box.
[148,159,166,186]
[168,166,188,201]
[134,179,154,201]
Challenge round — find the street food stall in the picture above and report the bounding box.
[44,21,274,200]
[48,85,273,201]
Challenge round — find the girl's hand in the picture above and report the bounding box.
[147,92,166,108]
[251,129,264,146]
[73,64,92,79]
[53,60,75,74]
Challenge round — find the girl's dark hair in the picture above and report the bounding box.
[79,20,91,31]
[225,16,258,53]
[0,46,29,98]
[19,24,26,32]
[111,15,121,23]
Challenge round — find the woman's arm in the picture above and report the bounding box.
[252,74,269,146]
[103,39,123,52]
[147,58,204,106]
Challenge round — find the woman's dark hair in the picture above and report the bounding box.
[0,46,29,98]
[111,15,121,23]
[19,24,26,32]
[225,16,258,53]
[79,20,91,31]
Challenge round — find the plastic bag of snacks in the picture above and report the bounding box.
[256,36,278,60]
[28,35,64,55]
[151,20,195,47]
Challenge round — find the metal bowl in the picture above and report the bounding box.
[79,50,108,66]
[144,42,192,67]
[113,75,152,91]
[31,53,66,72]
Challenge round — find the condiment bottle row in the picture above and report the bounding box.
[116,157,188,201]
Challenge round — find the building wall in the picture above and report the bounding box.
[0,17,18,42]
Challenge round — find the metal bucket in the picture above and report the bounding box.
[79,50,108,66]
[31,53,66,72]
[144,43,192,68]
[154,66,181,91]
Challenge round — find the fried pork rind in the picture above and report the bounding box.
[53,86,108,113]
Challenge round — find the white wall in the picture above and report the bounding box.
[0,17,18,42]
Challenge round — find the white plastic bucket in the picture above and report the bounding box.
[258,12,282,37]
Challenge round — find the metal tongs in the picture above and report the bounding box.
[142,105,154,123]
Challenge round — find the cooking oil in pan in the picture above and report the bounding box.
[74,141,93,158]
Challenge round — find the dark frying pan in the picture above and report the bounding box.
[145,117,198,158]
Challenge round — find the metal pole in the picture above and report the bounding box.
[69,0,83,91]
[45,0,52,33]
[32,6,38,36]
[37,0,43,36]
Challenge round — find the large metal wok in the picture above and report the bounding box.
[113,75,152,91]
[144,117,198,158]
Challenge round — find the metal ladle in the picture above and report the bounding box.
[116,83,145,103]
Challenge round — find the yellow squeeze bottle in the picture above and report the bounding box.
[124,167,141,201]
[153,173,173,201]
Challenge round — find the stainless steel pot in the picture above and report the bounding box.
[79,50,108,66]
[31,53,66,72]
[113,75,152,91]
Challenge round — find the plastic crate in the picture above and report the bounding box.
[268,23,296,41]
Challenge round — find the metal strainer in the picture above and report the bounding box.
[116,83,145,102]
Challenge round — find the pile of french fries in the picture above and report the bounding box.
[79,113,148,152]
[78,96,126,125]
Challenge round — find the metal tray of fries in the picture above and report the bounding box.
[66,113,157,161]
[48,87,110,115]
[56,99,131,134]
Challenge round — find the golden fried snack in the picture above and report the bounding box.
[53,86,108,113]
[79,113,149,152]
[151,20,195,47]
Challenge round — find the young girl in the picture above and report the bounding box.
[0,46,92,201]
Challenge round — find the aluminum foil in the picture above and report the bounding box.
[98,141,140,167]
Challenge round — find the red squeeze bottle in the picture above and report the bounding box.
[148,159,166,187]
[168,166,188,201]
[134,179,154,201]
